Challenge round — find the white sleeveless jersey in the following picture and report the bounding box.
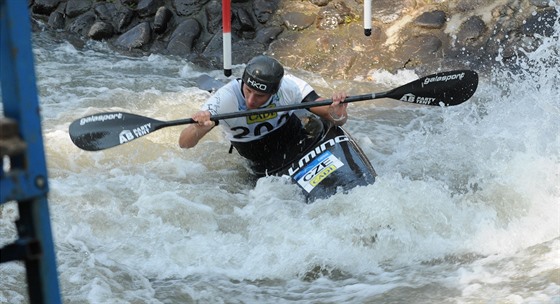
[202,74,314,142]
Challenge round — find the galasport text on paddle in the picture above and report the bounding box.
[69,70,478,151]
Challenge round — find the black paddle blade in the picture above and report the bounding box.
[386,70,478,106]
[69,112,163,151]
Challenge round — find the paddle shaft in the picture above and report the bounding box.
[157,93,376,129]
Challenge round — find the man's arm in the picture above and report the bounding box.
[291,76,348,125]
[178,110,216,148]
[308,92,348,126]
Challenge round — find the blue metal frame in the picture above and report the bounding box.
[1,1,62,303]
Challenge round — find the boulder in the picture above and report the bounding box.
[66,0,92,18]
[115,22,152,49]
[48,11,65,29]
[154,6,173,34]
[167,19,202,56]
[137,0,164,17]
[67,13,96,37]
[414,11,446,29]
[33,0,61,15]
[89,21,115,41]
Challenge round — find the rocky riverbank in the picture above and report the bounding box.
[30,0,558,79]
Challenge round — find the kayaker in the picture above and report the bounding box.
[178,55,348,175]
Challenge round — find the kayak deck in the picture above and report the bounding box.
[275,112,377,202]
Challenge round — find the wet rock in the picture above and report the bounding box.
[199,33,224,66]
[454,0,485,12]
[232,39,267,64]
[398,35,443,68]
[316,1,354,30]
[167,19,201,55]
[522,8,558,37]
[310,0,330,7]
[115,9,135,33]
[197,33,266,68]
[491,3,516,18]
[529,0,551,8]
[284,12,316,31]
[173,0,210,17]
[414,10,446,29]
[255,26,284,44]
[484,20,520,60]
[137,0,164,17]
[317,5,347,30]
[33,0,61,15]
[94,2,117,22]
[313,35,331,53]
[89,21,114,41]
[154,6,173,34]
[253,0,278,23]
[67,13,96,36]
[121,0,140,6]
[234,7,256,37]
[205,0,223,34]
[457,15,487,45]
[48,11,65,29]
[271,22,386,78]
[372,0,417,22]
[93,2,111,21]
[115,22,152,49]
[66,0,92,18]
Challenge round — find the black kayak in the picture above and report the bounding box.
[274,112,376,202]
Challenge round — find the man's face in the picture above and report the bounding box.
[242,83,272,109]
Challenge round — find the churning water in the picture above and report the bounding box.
[1,13,559,304]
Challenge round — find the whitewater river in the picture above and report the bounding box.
[1,17,559,303]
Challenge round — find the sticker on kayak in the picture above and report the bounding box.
[293,150,344,193]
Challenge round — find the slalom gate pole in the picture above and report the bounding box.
[364,0,372,36]
[222,0,232,77]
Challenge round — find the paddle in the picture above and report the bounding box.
[69,70,478,151]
